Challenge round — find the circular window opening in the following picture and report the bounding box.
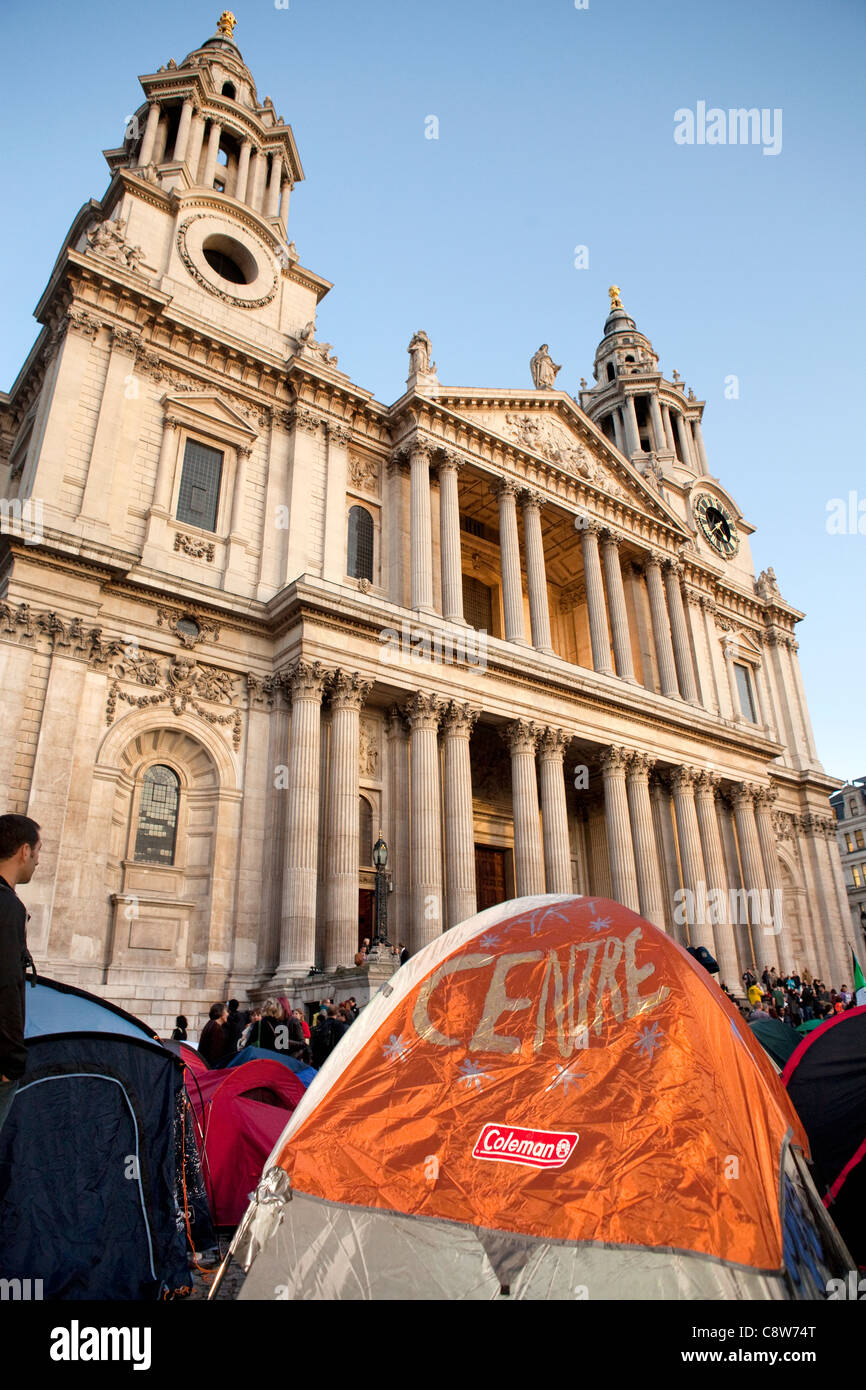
[176,617,200,640]
[202,234,257,286]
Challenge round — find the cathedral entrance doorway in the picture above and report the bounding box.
[475,846,508,911]
[358,889,374,950]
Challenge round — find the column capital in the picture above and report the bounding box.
[645,547,665,570]
[501,719,541,755]
[284,659,327,701]
[537,726,568,760]
[662,556,682,577]
[699,593,718,614]
[598,526,623,550]
[438,447,464,473]
[326,420,352,446]
[328,669,373,711]
[402,690,444,731]
[441,701,480,737]
[729,782,760,808]
[754,783,779,811]
[384,704,409,736]
[626,750,655,780]
[599,744,631,776]
[520,487,545,512]
[578,517,604,539]
[493,476,521,501]
[695,768,721,797]
[409,439,433,467]
[162,414,183,433]
[669,765,699,794]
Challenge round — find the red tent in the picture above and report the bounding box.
[179,1042,209,1077]
[188,1060,307,1225]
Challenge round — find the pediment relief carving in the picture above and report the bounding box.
[161,391,258,446]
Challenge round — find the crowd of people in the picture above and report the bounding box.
[177,994,363,1071]
[722,964,858,1027]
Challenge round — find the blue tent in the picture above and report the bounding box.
[225,1044,317,1088]
[0,977,193,1299]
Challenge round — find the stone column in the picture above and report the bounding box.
[279,177,292,235]
[278,662,327,973]
[663,559,699,703]
[675,412,695,469]
[174,97,194,162]
[700,597,726,716]
[622,394,641,455]
[753,656,776,739]
[442,702,479,927]
[324,671,371,969]
[405,693,444,952]
[661,403,675,451]
[235,139,252,202]
[795,814,835,982]
[600,530,636,680]
[683,586,713,710]
[625,753,666,928]
[754,786,786,940]
[586,808,612,898]
[538,728,571,894]
[722,634,743,720]
[497,480,528,644]
[730,784,772,947]
[250,148,267,211]
[692,417,710,474]
[409,442,435,613]
[266,154,283,218]
[503,721,544,896]
[787,638,820,765]
[385,708,410,946]
[137,101,161,167]
[670,767,715,953]
[438,451,465,623]
[600,746,640,913]
[202,119,222,186]
[645,552,679,697]
[522,490,553,653]
[151,416,181,518]
[651,778,681,937]
[809,816,848,986]
[185,109,205,181]
[694,771,741,984]
[649,395,667,453]
[611,409,626,455]
[580,522,613,675]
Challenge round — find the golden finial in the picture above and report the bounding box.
[217,11,237,38]
[608,284,623,311]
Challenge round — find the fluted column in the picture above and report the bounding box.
[580,522,613,674]
[538,728,571,894]
[235,139,252,202]
[786,638,820,765]
[438,451,465,623]
[692,417,710,474]
[324,671,371,969]
[664,559,699,703]
[503,721,544,896]
[442,702,479,927]
[600,530,636,680]
[186,109,205,181]
[694,771,741,984]
[661,403,675,451]
[611,409,626,455]
[137,101,161,167]
[600,746,640,912]
[409,442,435,613]
[266,154,283,218]
[754,786,785,940]
[522,490,553,653]
[385,708,410,947]
[497,480,528,644]
[202,119,222,186]
[625,753,666,928]
[622,394,640,454]
[675,412,695,469]
[670,767,715,953]
[174,98,194,162]
[250,148,267,211]
[278,662,327,973]
[796,814,835,982]
[649,395,667,453]
[731,784,770,952]
[405,693,445,952]
[645,552,679,697]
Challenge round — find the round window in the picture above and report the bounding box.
[176,617,200,640]
[201,234,258,286]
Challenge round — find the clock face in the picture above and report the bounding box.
[694,492,740,558]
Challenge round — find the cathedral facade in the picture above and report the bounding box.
[0,16,852,1032]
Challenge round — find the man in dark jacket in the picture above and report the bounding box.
[0,814,41,1134]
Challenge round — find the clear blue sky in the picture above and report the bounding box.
[2,0,864,782]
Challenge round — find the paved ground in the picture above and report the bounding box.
[184,1241,248,1300]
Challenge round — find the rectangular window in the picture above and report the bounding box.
[857,830,865,849]
[176,439,223,533]
[462,574,493,632]
[734,663,758,723]
[853,866,863,889]
[847,833,856,854]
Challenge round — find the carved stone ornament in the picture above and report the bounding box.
[84,217,147,273]
[348,453,381,492]
[291,404,323,435]
[174,532,215,561]
[755,567,781,599]
[359,719,380,778]
[326,421,352,446]
[502,413,620,493]
[155,605,221,647]
[297,321,339,367]
[66,308,101,340]
[176,217,278,309]
[105,648,242,749]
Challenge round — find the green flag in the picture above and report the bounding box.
[852,949,866,1008]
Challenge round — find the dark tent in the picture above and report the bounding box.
[748,1016,801,1069]
[0,977,192,1299]
[782,1005,866,1264]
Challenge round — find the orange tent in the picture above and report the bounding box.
[222,896,851,1299]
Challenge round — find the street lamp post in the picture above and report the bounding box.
[373,830,390,947]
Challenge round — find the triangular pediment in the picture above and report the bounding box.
[428,389,689,536]
[162,392,258,444]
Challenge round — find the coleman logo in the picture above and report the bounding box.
[472,1123,578,1169]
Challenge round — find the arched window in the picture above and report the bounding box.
[222,82,237,99]
[606,362,615,382]
[347,505,374,581]
[134,765,180,865]
[359,797,373,867]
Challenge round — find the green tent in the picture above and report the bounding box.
[748,1016,802,1068]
